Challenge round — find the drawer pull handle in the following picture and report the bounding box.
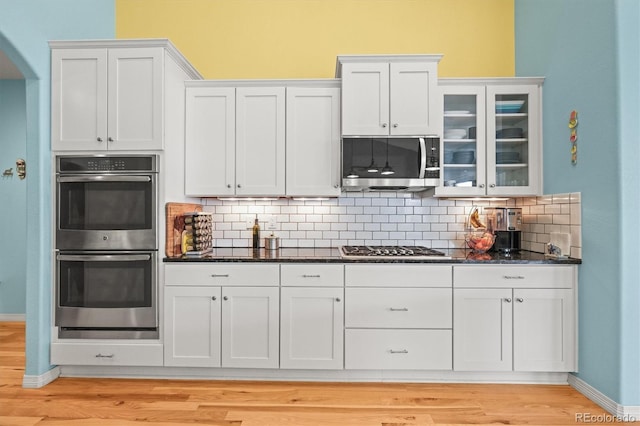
[516,298,524,303]
[389,349,408,354]
[95,353,114,358]
[211,274,229,278]
[302,274,321,278]
[389,307,409,312]
[503,275,525,280]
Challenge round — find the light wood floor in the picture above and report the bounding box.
[0,321,618,425]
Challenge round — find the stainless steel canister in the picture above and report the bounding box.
[265,233,280,250]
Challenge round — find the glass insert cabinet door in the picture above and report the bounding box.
[438,79,542,197]
[486,84,540,196]
[439,85,487,196]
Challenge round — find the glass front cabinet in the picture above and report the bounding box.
[435,78,543,197]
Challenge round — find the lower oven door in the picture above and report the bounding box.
[56,252,157,333]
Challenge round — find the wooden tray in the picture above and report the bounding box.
[165,202,202,258]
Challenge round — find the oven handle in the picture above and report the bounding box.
[57,254,151,262]
[57,176,152,183]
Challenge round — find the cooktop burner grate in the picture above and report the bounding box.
[340,245,449,259]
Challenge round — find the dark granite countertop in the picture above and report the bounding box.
[164,247,581,265]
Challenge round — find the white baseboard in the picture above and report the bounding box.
[0,314,25,321]
[22,366,60,389]
[569,374,640,421]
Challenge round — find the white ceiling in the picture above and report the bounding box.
[0,50,24,79]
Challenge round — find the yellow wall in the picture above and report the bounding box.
[116,0,514,79]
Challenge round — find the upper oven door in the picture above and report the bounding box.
[56,173,157,250]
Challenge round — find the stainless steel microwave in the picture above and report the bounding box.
[341,137,440,192]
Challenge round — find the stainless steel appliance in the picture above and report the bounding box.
[340,245,450,260]
[485,207,522,253]
[55,155,159,339]
[56,155,158,250]
[55,251,158,338]
[342,137,440,192]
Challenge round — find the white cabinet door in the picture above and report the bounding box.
[52,47,164,151]
[164,286,221,367]
[453,288,513,371]
[185,87,236,196]
[286,87,341,196]
[107,48,163,150]
[436,84,487,197]
[513,288,576,372]
[280,287,344,369]
[221,286,279,368]
[389,62,439,136]
[51,48,107,151]
[341,62,390,136]
[235,87,286,196]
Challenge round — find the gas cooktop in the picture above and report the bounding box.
[340,245,450,260]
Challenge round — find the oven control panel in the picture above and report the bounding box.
[57,155,158,173]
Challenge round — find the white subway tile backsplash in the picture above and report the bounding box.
[202,192,581,258]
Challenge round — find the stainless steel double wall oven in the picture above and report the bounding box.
[55,155,159,339]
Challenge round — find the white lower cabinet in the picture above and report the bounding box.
[221,286,280,368]
[345,329,452,370]
[51,342,163,366]
[344,264,453,370]
[280,287,344,369]
[453,265,576,372]
[164,286,221,367]
[163,263,280,369]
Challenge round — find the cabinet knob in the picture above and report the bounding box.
[212,296,217,301]
[393,123,399,128]
[334,184,340,189]
[335,297,341,302]
[97,137,103,142]
[108,137,114,142]
[516,298,524,303]
[381,123,388,128]
[223,296,228,301]
[479,184,485,188]
[490,183,496,188]
[504,298,512,303]
[227,184,231,188]
[237,184,241,188]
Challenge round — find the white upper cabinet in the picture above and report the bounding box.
[436,78,543,197]
[286,86,341,196]
[185,80,340,197]
[185,83,285,197]
[185,86,236,196]
[337,55,441,136]
[51,40,200,151]
[236,87,286,196]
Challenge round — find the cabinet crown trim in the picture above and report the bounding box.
[49,38,202,80]
[335,54,443,77]
[185,79,341,88]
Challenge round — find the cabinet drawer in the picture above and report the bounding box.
[345,264,452,287]
[345,329,452,370]
[345,288,451,328]
[165,263,279,286]
[454,265,575,289]
[51,342,163,366]
[281,264,344,286]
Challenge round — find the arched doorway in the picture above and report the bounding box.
[0,48,27,319]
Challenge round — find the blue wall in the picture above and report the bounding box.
[0,0,114,376]
[516,0,639,406]
[0,80,27,315]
